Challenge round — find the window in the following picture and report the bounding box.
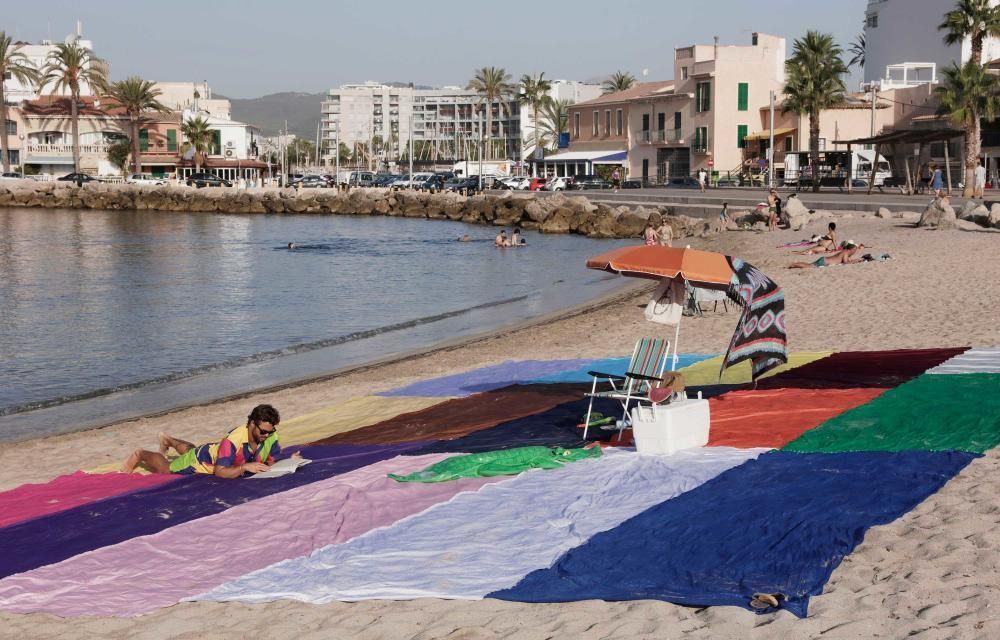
[737,82,749,111]
[695,82,711,112]
[866,13,878,28]
[641,113,650,131]
[737,124,748,149]
[211,130,222,155]
[166,129,177,152]
[752,33,759,46]
[818,138,826,150]
[616,109,623,136]
[657,112,665,131]
[681,67,688,80]
[605,110,611,135]
[139,128,149,152]
[784,136,793,152]
[4,119,15,136]
[673,112,681,131]
[592,111,599,136]
[694,127,709,151]
[573,112,580,138]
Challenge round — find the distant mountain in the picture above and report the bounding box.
[222,92,326,139]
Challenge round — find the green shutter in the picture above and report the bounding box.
[212,130,222,155]
[166,129,177,152]
[694,127,702,148]
[737,124,748,148]
[139,128,149,152]
[738,83,748,111]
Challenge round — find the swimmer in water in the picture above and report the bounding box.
[287,242,298,250]
[457,234,471,242]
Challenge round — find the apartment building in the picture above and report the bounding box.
[1,25,107,103]
[864,0,1000,87]
[153,81,231,120]
[520,79,602,158]
[626,33,786,183]
[319,82,521,166]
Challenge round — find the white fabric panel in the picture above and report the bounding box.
[194,447,767,604]
[927,348,1000,374]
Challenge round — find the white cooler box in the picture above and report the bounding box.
[630,396,711,456]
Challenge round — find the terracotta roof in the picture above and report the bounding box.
[22,96,127,117]
[573,81,675,107]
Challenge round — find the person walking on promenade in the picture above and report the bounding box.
[930,164,944,198]
[697,168,707,192]
[611,168,621,192]
[975,161,987,199]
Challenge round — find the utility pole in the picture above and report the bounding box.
[478,107,484,192]
[408,112,414,189]
[315,122,321,169]
[335,125,340,189]
[768,90,775,189]
[869,82,877,139]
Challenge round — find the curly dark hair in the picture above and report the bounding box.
[247,403,280,427]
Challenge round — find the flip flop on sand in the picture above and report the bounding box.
[749,592,784,610]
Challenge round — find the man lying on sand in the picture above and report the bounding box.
[788,244,866,269]
[122,403,297,478]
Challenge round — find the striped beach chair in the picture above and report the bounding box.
[583,337,671,439]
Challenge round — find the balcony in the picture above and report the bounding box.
[24,143,111,155]
[636,129,685,145]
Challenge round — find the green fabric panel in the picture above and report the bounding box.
[388,446,602,483]
[783,373,1000,453]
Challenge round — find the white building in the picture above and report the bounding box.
[153,81,231,119]
[177,108,264,181]
[864,0,1000,87]
[319,82,521,166]
[520,79,603,159]
[1,24,106,103]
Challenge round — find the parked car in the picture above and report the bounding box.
[623,178,643,189]
[665,176,702,189]
[414,174,445,192]
[347,171,375,187]
[0,172,24,181]
[542,176,573,191]
[186,172,232,188]
[297,175,329,188]
[391,172,435,190]
[527,177,548,191]
[571,175,611,190]
[57,172,99,183]
[372,173,400,187]
[433,171,455,183]
[126,173,168,186]
[444,177,482,194]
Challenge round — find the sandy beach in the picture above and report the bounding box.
[3,211,1000,639]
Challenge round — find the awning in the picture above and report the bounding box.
[743,128,795,141]
[833,127,965,146]
[593,151,628,164]
[23,156,75,165]
[533,149,627,163]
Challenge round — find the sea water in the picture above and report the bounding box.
[0,208,633,441]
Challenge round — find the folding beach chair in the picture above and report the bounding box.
[583,337,671,439]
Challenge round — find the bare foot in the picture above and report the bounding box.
[122,448,142,473]
[158,432,171,456]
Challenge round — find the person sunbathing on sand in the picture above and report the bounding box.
[122,404,297,478]
[788,244,866,269]
[794,223,838,254]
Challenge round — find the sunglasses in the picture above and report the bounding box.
[257,425,277,437]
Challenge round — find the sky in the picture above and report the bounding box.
[2,0,868,98]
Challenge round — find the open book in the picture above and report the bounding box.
[247,457,312,479]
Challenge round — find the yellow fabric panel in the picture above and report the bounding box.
[88,395,448,474]
[677,352,833,387]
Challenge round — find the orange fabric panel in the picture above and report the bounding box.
[586,246,733,286]
[707,387,887,449]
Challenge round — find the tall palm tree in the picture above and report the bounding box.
[0,32,40,172]
[103,76,170,176]
[939,0,1000,67]
[936,61,1000,196]
[518,72,552,159]
[602,71,636,95]
[782,31,847,193]
[848,33,866,70]
[39,40,107,173]
[536,98,571,152]
[180,116,213,171]
[467,67,515,160]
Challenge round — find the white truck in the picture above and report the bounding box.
[783,149,892,188]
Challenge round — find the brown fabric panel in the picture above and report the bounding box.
[310,384,590,445]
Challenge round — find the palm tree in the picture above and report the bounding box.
[536,98,571,152]
[518,72,552,159]
[939,0,1000,67]
[782,31,847,193]
[467,67,515,160]
[180,116,214,171]
[848,33,866,70]
[602,71,636,95]
[103,76,170,176]
[936,61,1000,196]
[39,40,107,172]
[0,32,40,172]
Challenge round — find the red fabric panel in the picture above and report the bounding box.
[707,387,887,449]
[0,471,177,529]
[755,348,968,390]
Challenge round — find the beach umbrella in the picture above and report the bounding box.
[586,245,787,380]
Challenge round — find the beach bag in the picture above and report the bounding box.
[645,279,684,326]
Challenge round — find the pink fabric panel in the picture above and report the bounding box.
[0,454,500,617]
[0,472,178,529]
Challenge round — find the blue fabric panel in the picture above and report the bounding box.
[489,450,977,617]
[378,359,592,397]
[531,354,716,384]
[0,442,423,579]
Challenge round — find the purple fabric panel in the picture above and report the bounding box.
[0,454,501,617]
[0,472,178,529]
[0,442,421,579]
[378,359,592,397]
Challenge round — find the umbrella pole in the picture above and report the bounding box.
[672,320,681,371]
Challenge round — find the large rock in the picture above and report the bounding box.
[783,195,810,230]
[875,206,892,219]
[917,197,957,229]
[990,203,1000,228]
